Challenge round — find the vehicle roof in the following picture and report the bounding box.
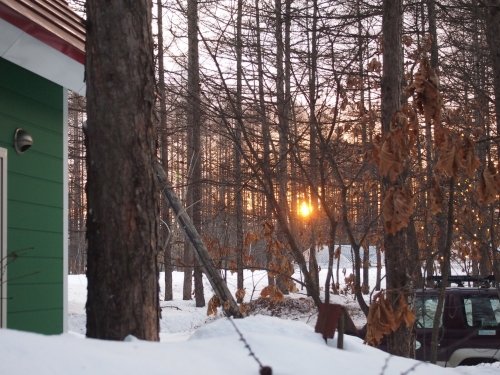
[416,287,499,295]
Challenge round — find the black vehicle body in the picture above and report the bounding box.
[414,277,500,366]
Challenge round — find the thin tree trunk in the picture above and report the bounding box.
[308,0,320,296]
[275,0,291,294]
[185,0,205,307]
[430,178,455,363]
[255,0,275,287]
[85,0,160,341]
[156,0,173,302]
[484,0,500,141]
[235,0,245,301]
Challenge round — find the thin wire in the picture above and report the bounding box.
[227,316,273,374]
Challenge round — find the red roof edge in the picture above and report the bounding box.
[0,2,84,65]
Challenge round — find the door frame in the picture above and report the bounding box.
[0,147,7,327]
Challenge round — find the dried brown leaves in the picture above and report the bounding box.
[478,165,500,204]
[434,130,480,179]
[365,291,415,346]
[377,112,411,183]
[260,285,285,302]
[382,186,414,235]
[207,295,221,316]
[408,58,441,126]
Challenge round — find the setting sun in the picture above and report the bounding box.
[299,201,313,218]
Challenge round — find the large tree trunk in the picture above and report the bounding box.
[85,0,160,341]
[381,0,413,357]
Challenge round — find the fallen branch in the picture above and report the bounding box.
[155,162,242,318]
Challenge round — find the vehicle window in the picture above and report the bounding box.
[464,296,500,328]
[415,296,442,328]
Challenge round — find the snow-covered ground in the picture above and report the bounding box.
[1,265,499,374]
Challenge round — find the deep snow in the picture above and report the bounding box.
[1,266,499,374]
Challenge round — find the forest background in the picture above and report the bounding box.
[65,0,500,358]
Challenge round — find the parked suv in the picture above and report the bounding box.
[414,275,500,366]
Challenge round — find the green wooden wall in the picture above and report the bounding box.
[0,57,64,334]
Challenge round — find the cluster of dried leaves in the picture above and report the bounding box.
[207,288,250,317]
[373,110,416,235]
[365,291,415,346]
[263,222,296,292]
[478,164,500,204]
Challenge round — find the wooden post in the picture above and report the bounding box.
[337,311,345,349]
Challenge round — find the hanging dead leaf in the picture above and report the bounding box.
[235,288,246,302]
[207,295,221,316]
[394,295,416,328]
[455,136,480,177]
[239,303,250,316]
[402,35,413,47]
[367,58,381,72]
[365,291,397,346]
[382,186,414,235]
[478,165,499,204]
[379,132,405,182]
[434,130,462,178]
[409,58,441,126]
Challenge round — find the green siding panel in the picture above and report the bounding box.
[0,57,65,334]
[7,308,63,335]
[8,201,63,233]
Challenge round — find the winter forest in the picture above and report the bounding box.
[65,0,499,359]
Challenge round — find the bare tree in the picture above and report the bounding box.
[184,0,205,307]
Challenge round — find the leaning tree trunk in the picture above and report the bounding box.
[85,0,160,341]
[156,164,242,317]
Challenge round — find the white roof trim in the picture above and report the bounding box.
[0,17,85,95]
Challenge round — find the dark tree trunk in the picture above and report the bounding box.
[381,0,413,357]
[85,0,160,341]
[235,0,245,301]
[275,0,291,294]
[185,0,205,307]
[156,0,173,302]
[255,0,275,287]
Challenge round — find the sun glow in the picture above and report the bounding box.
[299,201,313,218]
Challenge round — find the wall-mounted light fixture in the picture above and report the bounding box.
[14,128,33,154]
